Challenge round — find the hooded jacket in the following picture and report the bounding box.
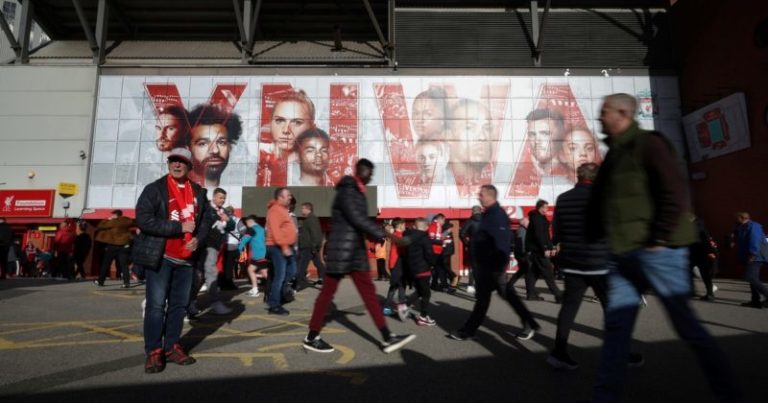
[324,176,386,274]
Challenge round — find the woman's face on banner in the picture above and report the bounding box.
[412,98,445,141]
[559,129,597,174]
[271,100,314,152]
[416,141,445,179]
[447,104,493,166]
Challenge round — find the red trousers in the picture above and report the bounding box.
[308,270,387,332]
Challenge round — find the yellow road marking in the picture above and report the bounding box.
[193,352,289,369]
[258,342,355,365]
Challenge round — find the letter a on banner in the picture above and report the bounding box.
[508,83,595,198]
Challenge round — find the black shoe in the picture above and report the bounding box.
[446,288,457,295]
[93,280,104,287]
[628,353,644,368]
[699,294,715,302]
[526,295,545,301]
[740,301,763,309]
[268,306,290,316]
[447,330,474,341]
[547,351,579,370]
[314,279,323,286]
[303,336,335,353]
[121,283,130,289]
[381,333,416,354]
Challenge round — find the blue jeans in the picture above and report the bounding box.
[267,246,296,308]
[744,261,768,303]
[593,247,742,403]
[143,259,193,354]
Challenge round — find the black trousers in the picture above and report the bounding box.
[509,256,537,298]
[528,253,562,299]
[460,269,538,335]
[376,258,389,279]
[385,260,406,306]
[690,258,717,296]
[297,248,326,285]
[431,254,454,289]
[222,248,239,283]
[554,273,607,354]
[413,276,432,316]
[99,244,129,285]
[74,256,87,279]
[54,252,73,279]
[0,246,8,278]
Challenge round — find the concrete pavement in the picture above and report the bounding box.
[0,275,766,403]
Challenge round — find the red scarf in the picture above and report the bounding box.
[165,175,197,260]
[354,176,367,193]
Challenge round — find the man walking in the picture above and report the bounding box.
[588,93,742,402]
[296,202,325,290]
[189,188,234,315]
[449,185,540,341]
[302,159,415,354]
[265,187,298,315]
[547,162,643,370]
[526,200,563,302]
[734,212,768,308]
[508,217,539,300]
[94,210,134,287]
[133,148,213,374]
[459,206,482,294]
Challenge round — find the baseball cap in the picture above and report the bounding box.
[167,148,193,166]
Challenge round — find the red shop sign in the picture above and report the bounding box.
[0,190,55,218]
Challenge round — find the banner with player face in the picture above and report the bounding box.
[88,75,681,215]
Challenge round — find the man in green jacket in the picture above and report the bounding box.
[588,93,742,403]
[296,202,326,290]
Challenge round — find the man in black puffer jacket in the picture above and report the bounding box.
[548,163,611,370]
[303,159,415,355]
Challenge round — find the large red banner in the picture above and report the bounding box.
[0,190,55,217]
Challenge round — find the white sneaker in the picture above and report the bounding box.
[199,284,209,293]
[712,284,718,293]
[467,286,476,295]
[246,288,261,297]
[141,298,146,318]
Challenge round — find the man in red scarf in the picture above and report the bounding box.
[132,148,214,374]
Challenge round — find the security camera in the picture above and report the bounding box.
[27,170,36,179]
[79,150,87,160]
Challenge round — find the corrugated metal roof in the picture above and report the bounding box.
[107,41,241,59]
[395,8,673,68]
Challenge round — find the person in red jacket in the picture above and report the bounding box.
[428,213,451,291]
[53,222,76,280]
[383,219,408,320]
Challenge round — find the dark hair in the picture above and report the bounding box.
[245,214,259,222]
[302,202,314,212]
[433,213,445,221]
[187,103,243,145]
[576,162,600,181]
[535,199,549,209]
[525,108,565,139]
[392,218,405,228]
[274,187,288,200]
[480,184,498,198]
[213,187,227,196]
[356,158,374,172]
[111,209,123,217]
[295,127,330,151]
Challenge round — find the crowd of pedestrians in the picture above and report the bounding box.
[1,93,764,403]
